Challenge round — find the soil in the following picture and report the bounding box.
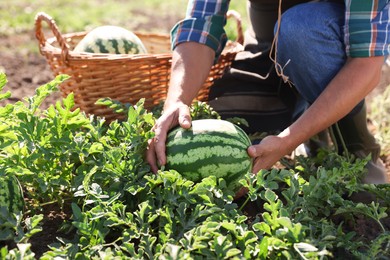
[1,28,390,258]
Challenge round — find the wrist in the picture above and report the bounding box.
[163,99,187,111]
[277,127,307,155]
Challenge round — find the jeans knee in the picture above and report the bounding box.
[274,2,346,103]
[274,4,308,50]
[275,2,345,52]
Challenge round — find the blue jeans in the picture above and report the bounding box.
[246,1,383,167]
[275,2,364,116]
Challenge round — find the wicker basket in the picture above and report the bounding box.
[35,12,244,121]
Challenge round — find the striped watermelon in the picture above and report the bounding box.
[74,25,147,54]
[0,174,24,217]
[166,119,252,191]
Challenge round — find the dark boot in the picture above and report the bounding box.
[331,102,388,184]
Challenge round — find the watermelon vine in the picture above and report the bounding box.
[0,73,389,259]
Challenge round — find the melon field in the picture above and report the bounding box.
[0,0,390,259]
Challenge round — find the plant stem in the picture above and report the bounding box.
[239,195,251,212]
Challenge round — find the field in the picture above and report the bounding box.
[0,0,389,259]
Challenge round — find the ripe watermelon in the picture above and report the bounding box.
[0,174,24,217]
[74,25,147,54]
[166,119,252,191]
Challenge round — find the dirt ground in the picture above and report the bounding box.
[0,29,390,258]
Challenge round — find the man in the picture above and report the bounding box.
[147,0,389,185]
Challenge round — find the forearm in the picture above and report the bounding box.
[280,56,384,153]
[164,42,215,110]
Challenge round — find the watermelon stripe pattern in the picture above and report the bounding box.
[83,39,145,54]
[166,131,249,149]
[0,175,24,216]
[166,119,252,191]
[74,26,147,55]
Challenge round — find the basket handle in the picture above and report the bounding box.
[35,12,70,63]
[226,10,244,45]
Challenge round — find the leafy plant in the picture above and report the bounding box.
[0,73,389,259]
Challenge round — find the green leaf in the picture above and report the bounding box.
[257,237,269,259]
[277,217,292,229]
[294,242,318,252]
[0,103,13,117]
[71,203,83,220]
[63,93,75,110]
[253,222,272,236]
[221,221,236,232]
[88,142,104,154]
[0,72,7,89]
[0,91,11,101]
[96,97,128,115]
[127,106,137,125]
[226,248,242,258]
[29,74,70,112]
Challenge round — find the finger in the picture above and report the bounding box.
[146,139,159,173]
[178,105,191,128]
[252,155,275,173]
[247,145,260,158]
[251,157,263,174]
[153,124,169,166]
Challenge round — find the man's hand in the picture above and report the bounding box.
[234,134,294,200]
[248,135,293,174]
[146,42,215,173]
[146,103,192,173]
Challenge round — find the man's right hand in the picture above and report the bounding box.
[146,103,192,173]
[147,42,215,173]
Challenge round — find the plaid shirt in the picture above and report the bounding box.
[171,0,390,59]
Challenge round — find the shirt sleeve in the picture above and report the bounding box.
[345,1,390,57]
[170,0,230,62]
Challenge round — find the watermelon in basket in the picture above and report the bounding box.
[73,25,148,55]
[34,12,244,121]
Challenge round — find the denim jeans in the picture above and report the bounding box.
[275,2,365,116]
[247,1,387,180]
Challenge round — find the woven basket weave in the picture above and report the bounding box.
[35,11,244,121]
